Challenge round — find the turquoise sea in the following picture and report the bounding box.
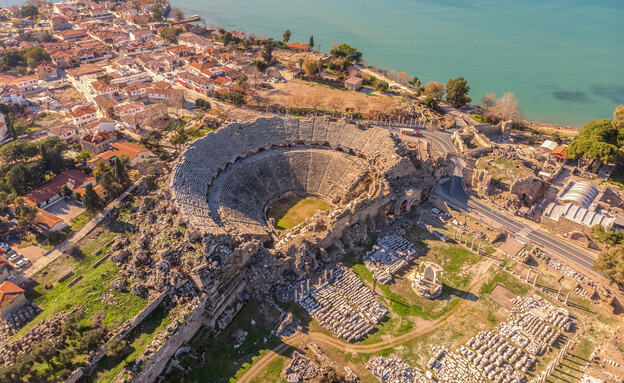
[172,0,624,127]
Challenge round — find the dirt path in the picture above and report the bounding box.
[238,257,495,382]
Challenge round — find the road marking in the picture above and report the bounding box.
[518,227,532,237]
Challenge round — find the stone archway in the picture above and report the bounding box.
[400,199,408,214]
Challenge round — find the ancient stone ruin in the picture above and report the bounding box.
[411,262,444,299]
[364,234,418,284]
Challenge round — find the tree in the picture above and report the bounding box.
[330,44,363,68]
[352,99,368,116]
[82,183,102,213]
[32,340,55,371]
[593,246,624,286]
[482,92,523,122]
[14,199,37,228]
[22,47,50,66]
[1,49,26,68]
[306,94,325,112]
[566,116,621,163]
[113,158,129,186]
[328,97,345,112]
[283,29,291,43]
[236,74,248,86]
[107,339,128,359]
[76,151,91,164]
[150,3,164,22]
[160,27,177,43]
[408,76,421,89]
[223,31,233,45]
[309,36,314,48]
[61,184,73,198]
[261,44,273,63]
[171,8,184,21]
[396,72,409,85]
[286,94,306,111]
[57,348,76,368]
[446,77,471,107]
[374,80,389,93]
[195,98,211,111]
[612,104,624,131]
[303,59,321,76]
[424,96,436,108]
[77,327,106,352]
[424,81,445,99]
[0,139,38,163]
[19,4,39,17]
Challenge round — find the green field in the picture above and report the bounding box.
[268,195,330,230]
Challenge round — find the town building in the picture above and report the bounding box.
[0,281,26,318]
[24,169,95,208]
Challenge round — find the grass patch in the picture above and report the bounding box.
[89,306,172,383]
[248,352,290,383]
[479,268,529,296]
[70,210,94,232]
[477,156,533,183]
[268,195,330,230]
[605,165,624,189]
[168,300,281,383]
[17,260,146,340]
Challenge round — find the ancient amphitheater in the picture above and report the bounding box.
[171,116,433,249]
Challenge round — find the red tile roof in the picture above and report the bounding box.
[0,281,25,310]
[24,170,94,206]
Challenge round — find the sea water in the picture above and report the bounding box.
[173,0,624,127]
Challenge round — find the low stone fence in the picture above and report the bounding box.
[132,294,209,383]
[65,289,170,383]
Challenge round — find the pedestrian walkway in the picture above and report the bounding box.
[24,179,142,278]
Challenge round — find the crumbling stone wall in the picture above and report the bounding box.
[510,177,547,206]
[132,295,208,383]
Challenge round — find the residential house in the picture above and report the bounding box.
[83,117,116,134]
[177,71,214,95]
[57,29,88,41]
[35,64,60,81]
[120,103,167,130]
[177,32,214,52]
[552,145,568,160]
[66,64,105,80]
[147,86,173,104]
[71,105,98,128]
[89,141,151,167]
[46,124,78,143]
[114,101,145,117]
[130,28,153,42]
[122,81,151,100]
[93,94,118,118]
[6,76,39,93]
[0,257,10,284]
[23,169,95,208]
[0,281,26,318]
[288,42,310,52]
[80,130,117,153]
[344,76,363,91]
[50,15,71,30]
[34,208,68,232]
[90,80,119,97]
[166,45,196,58]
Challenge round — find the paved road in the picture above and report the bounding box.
[384,124,597,273]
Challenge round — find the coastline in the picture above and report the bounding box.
[171,0,623,129]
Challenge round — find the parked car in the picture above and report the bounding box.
[0,242,10,250]
[8,253,23,263]
[15,258,31,270]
